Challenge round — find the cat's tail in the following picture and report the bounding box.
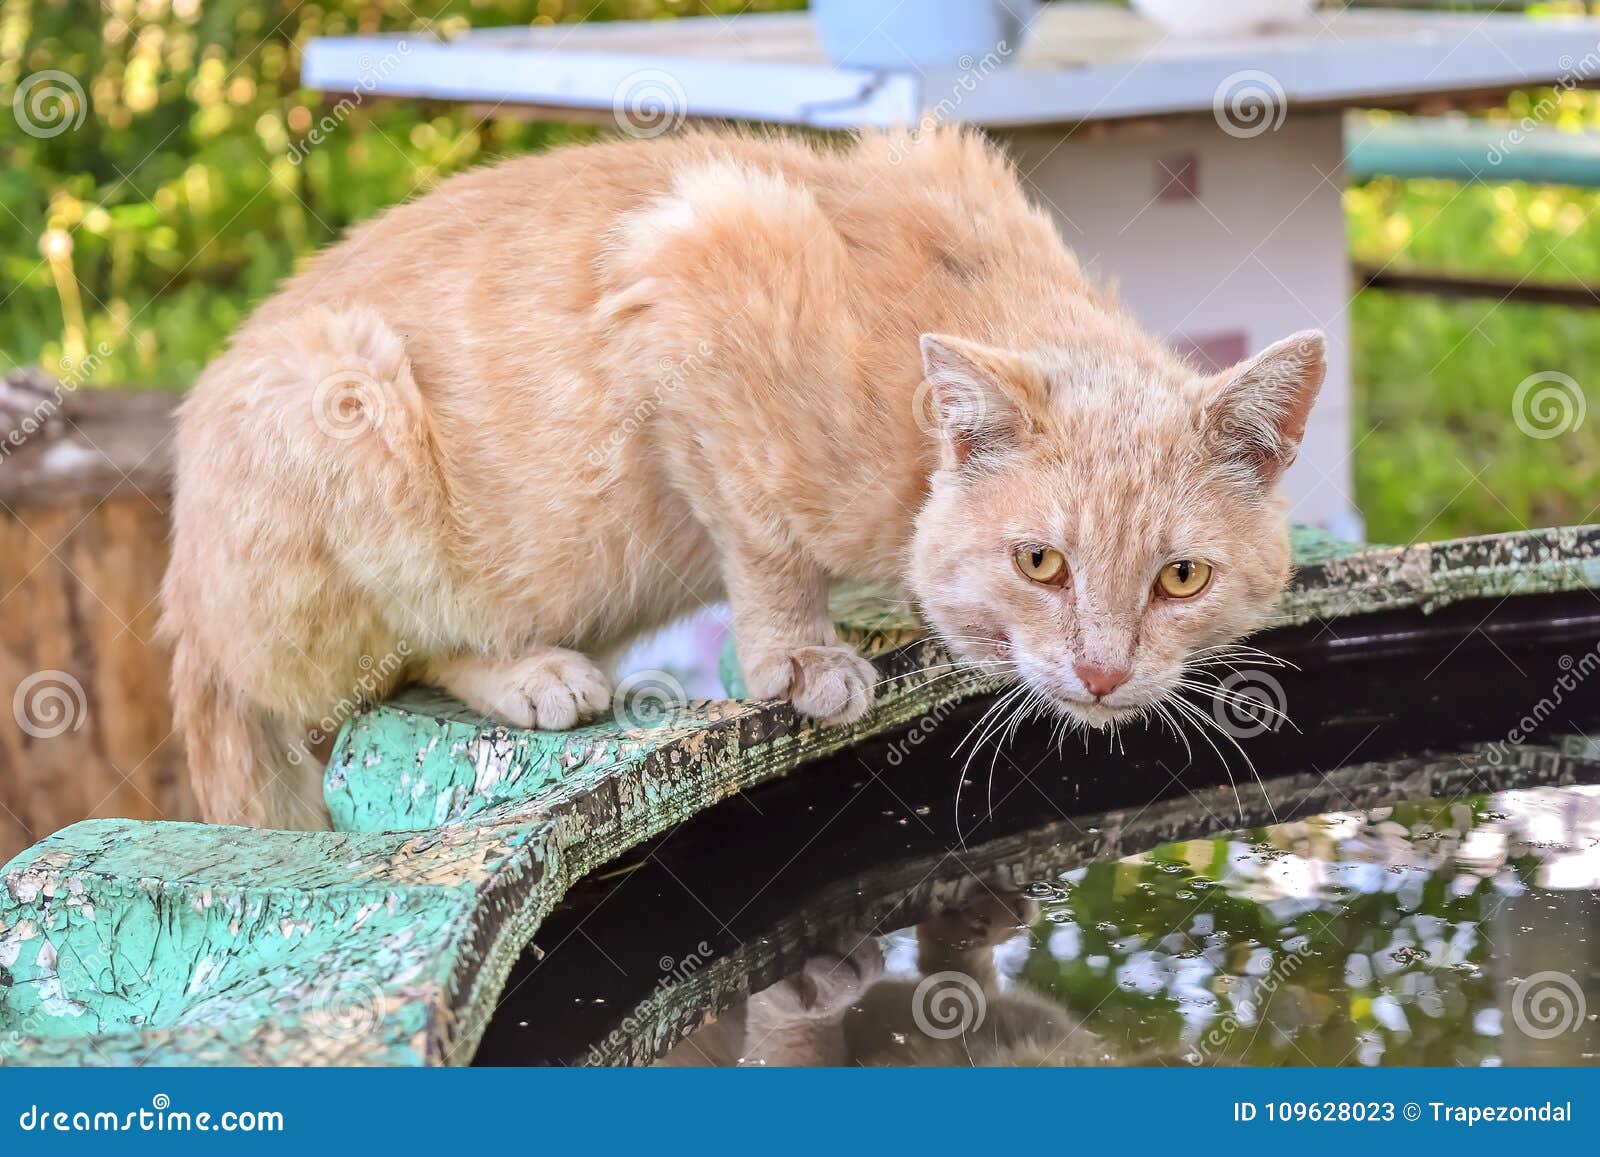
[170,640,328,829]
[163,303,438,830]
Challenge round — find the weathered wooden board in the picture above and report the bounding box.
[0,375,189,864]
[2,525,1598,1066]
[0,372,177,505]
[0,495,190,862]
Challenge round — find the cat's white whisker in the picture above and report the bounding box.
[952,682,1031,847]
[1151,700,1193,764]
[1166,691,1280,825]
[1172,676,1299,732]
[914,655,1019,677]
[1162,694,1248,823]
[1187,644,1299,671]
[988,685,1049,819]
[953,680,1029,757]
[879,658,1017,693]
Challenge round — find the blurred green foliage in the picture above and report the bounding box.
[0,0,1594,541]
[1350,288,1600,541]
[1020,796,1563,1067]
[0,0,797,385]
[1348,85,1600,541]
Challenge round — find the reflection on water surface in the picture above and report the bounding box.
[662,787,1600,1067]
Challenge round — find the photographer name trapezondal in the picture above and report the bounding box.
[1429,1101,1574,1126]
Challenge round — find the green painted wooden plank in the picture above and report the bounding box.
[1348,120,1600,188]
[3,525,1598,1066]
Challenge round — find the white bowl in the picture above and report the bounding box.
[1131,0,1318,37]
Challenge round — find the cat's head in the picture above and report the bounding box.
[907,329,1325,730]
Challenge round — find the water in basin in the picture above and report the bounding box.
[475,591,1600,1066]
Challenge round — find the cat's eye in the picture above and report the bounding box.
[1014,545,1068,587]
[1156,560,1212,599]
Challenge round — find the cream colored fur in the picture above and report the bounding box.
[162,127,1323,828]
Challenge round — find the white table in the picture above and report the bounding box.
[306,4,1600,537]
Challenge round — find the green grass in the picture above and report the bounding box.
[1351,291,1599,543]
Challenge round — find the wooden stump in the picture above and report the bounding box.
[0,371,189,862]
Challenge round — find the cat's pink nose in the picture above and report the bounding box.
[1074,660,1130,698]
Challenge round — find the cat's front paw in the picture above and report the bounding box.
[761,938,886,1019]
[925,880,1040,952]
[430,648,612,730]
[745,643,877,724]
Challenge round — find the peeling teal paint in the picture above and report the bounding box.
[0,820,537,1064]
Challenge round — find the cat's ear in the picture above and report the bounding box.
[919,334,1045,470]
[1200,330,1326,485]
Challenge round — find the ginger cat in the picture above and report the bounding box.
[162,127,1324,828]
